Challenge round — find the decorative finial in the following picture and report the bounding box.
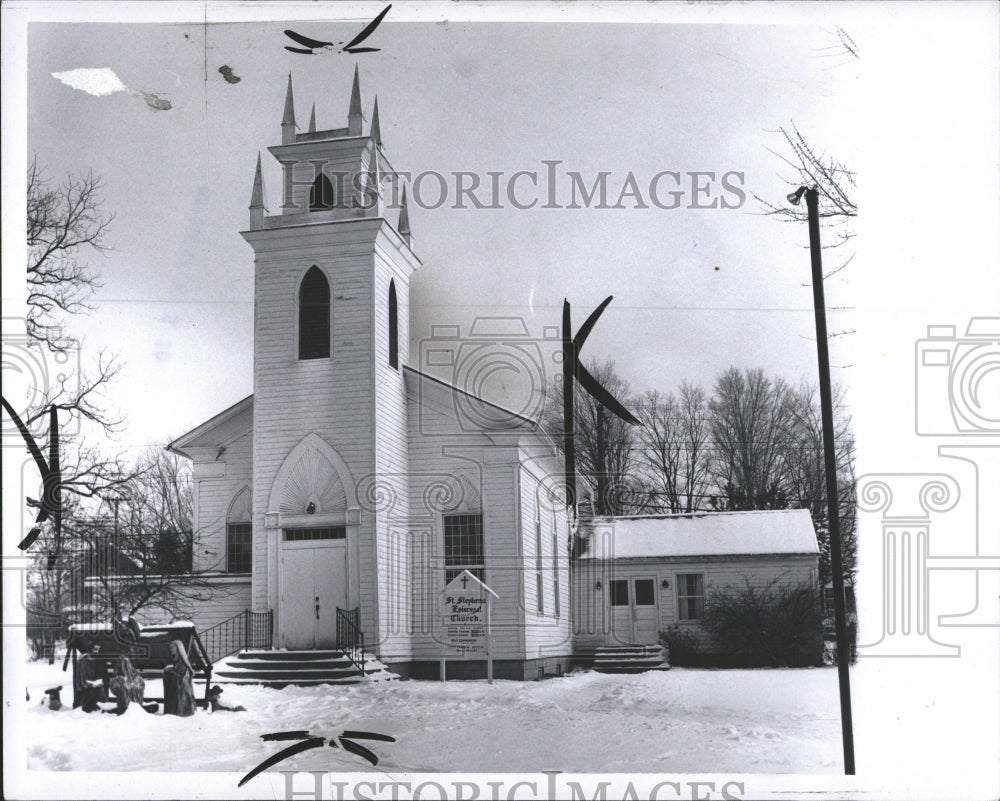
[371,96,382,147]
[348,64,363,136]
[282,74,295,144]
[308,102,316,134]
[249,153,267,229]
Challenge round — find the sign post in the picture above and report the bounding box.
[439,570,499,683]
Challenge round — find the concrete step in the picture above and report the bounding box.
[215,667,364,681]
[592,643,670,674]
[213,649,399,686]
[234,649,346,661]
[231,657,355,671]
[595,663,672,674]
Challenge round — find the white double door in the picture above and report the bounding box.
[609,576,660,646]
[279,541,348,650]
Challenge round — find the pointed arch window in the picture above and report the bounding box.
[309,172,336,211]
[299,266,330,360]
[388,279,399,370]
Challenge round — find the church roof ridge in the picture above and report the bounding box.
[402,365,539,429]
[168,394,253,455]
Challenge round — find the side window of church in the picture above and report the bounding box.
[227,523,252,574]
[388,279,398,369]
[299,266,330,360]
[535,520,544,615]
[444,513,484,583]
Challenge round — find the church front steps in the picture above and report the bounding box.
[213,649,398,687]
[591,644,671,674]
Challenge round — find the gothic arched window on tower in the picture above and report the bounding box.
[299,266,331,360]
[309,172,337,211]
[388,278,399,370]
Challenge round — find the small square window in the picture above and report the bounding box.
[610,579,629,606]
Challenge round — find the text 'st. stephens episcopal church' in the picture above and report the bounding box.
[169,70,820,679]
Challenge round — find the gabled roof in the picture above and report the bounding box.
[403,365,539,431]
[167,395,253,457]
[168,365,542,461]
[576,508,819,559]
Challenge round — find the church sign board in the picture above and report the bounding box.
[438,570,499,681]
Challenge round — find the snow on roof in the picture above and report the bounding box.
[68,620,196,632]
[67,623,114,632]
[141,621,196,629]
[577,508,819,559]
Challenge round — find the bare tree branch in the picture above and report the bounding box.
[26,155,113,354]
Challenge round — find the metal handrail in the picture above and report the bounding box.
[336,607,365,675]
[199,609,273,664]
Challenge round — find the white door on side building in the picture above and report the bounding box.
[608,577,660,646]
[279,534,348,650]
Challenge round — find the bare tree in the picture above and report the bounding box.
[9,160,125,568]
[755,121,856,258]
[27,156,112,354]
[636,382,713,513]
[26,447,224,631]
[542,359,641,515]
[708,367,794,511]
[783,381,857,589]
[570,360,640,515]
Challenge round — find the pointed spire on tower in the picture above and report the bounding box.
[249,152,267,230]
[308,103,316,134]
[370,96,382,147]
[282,73,296,144]
[348,64,363,137]
[398,185,411,246]
[365,145,383,217]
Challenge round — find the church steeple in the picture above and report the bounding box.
[281,74,296,144]
[348,64,363,137]
[370,96,382,147]
[249,152,266,230]
[308,103,316,134]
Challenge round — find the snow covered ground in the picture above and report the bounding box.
[12,653,1000,800]
[21,658,841,775]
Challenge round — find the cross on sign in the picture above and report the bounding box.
[460,575,469,588]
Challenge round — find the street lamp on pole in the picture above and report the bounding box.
[789,184,856,775]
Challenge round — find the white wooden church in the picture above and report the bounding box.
[168,70,819,679]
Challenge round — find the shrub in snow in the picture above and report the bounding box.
[704,577,823,667]
[660,626,701,666]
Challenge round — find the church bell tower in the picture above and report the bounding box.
[241,68,419,656]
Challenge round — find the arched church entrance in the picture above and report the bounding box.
[266,433,360,650]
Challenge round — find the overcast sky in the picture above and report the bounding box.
[0,1,994,471]
[11,7,873,451]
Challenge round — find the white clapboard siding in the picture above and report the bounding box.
[191,431,253,575]
[518,460,574,659]
[572,554,818,651]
